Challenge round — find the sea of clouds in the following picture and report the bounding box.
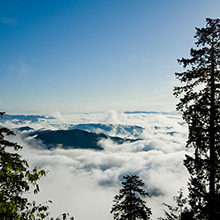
[1,110,192,220]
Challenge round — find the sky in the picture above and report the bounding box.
[2,111,190,220]
[1,0,220,114]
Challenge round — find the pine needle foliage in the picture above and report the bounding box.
[158,188,194,220]
[110,175,151,220]
[174,18,220,220]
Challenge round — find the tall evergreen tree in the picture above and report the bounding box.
[110,175,151,220]
[173,18,220,220]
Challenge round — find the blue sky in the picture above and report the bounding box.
[1,0,220,114]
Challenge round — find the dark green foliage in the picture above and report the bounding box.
[0,112,48,219]
[0,112,73,219]
[110,175,151,220]
[50,213,74,220]
[174,18,220,220]
[158,188,194,220]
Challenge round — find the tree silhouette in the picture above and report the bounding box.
[0,112,73,219]
[158,188,194,220]
[110,175,151,220]
[174,18,220,220]
[0,112,49,219]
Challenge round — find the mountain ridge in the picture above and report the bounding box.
[22,128,139,150]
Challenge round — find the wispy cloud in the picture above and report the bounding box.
[8,57,34,79]
[1,17,18,26]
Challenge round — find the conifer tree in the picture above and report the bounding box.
[158,188,194,220]
[110,175,151,220]
[174,18,220,220]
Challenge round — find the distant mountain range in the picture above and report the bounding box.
[18,127,139,150]
[1,114,144,150]
[0,114,55,124]
[124,111,180,115]
[0,111,179,125]
[67,123,144,138]
[1,113,181,151]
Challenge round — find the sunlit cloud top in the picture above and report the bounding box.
[1,111,189,220]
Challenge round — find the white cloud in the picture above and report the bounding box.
[1,17,18,26]
[8,58,33,79]
[2,111,189,220]
[102,109,127,124]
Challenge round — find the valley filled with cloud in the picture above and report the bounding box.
[1,110,190,220]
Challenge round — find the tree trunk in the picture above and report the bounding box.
[209,43,216,220]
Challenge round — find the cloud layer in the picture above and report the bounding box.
[2,111,190,220]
